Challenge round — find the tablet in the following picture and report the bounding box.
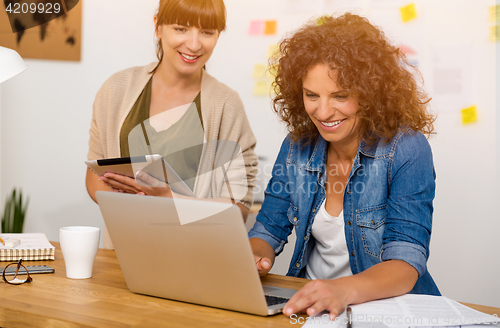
[86,155,195,197]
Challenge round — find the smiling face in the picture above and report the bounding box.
[156,22,219,77]
[302,64,361,149]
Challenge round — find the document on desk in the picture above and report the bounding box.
[301,294,499,327]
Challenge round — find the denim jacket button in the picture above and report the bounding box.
[304,236,309,241]
[293,217,298,222]
[350,252,355,257]
[346,190,352,195]
[347,221,352,226]
[312,208,317,213]
[295,263,301,268]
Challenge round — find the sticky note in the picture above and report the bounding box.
[461,106,478,125]
[267,44,279,59]
[264,20,277,35]
[266,64,278,80]
[252,64,267,78]
[316,15,329,26]
[399,44,417,55]
[400,3,417,23]
[489,5,500,22]
[253,81,270,96]
[490,25,500,42]
[248,20,263,35]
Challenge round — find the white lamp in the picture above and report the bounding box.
[0,46,26,200]
[0,46,28,83]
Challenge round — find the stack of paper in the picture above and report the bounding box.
[0,233,55,261]
[301,294,499,327]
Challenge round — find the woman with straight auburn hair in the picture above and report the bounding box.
[86,0,258,249]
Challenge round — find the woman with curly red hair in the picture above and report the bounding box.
[248,13,439,318]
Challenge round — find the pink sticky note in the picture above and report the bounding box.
[248,20,263,35]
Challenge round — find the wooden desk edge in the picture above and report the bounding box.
[45,242,500,317]
[459,302,500,317]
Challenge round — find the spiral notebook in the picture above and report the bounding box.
[0,233,55,261]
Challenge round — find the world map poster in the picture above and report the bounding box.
[0,0,81,61]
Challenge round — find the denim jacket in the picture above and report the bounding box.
[249,129,440,295]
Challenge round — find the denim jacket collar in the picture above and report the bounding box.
[303,136,328,172]
[304,134,379,173]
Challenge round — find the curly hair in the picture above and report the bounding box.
[271,13,435,144]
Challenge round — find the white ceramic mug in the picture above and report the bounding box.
[59,226,100,279]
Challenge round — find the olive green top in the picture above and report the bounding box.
[90,64,258,249]
[119,77,203,190]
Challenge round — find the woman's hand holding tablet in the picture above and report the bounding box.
[85,154,195,197]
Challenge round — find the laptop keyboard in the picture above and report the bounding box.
[265,295,290,306]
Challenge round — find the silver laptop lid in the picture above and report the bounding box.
[96,191,270,316]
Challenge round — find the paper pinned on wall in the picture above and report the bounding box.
[248,20,277,36]
[430,44,474,113]
[489,5,500,22]
[267,44,279,59]
[489,25,500,42]
[285,0,361,13]
[264,20,277,35]
[248,20,263,35]
[316,15,329,26]
[461,106,478,125]
[285,0,323,13]
[400,3,418,23]
[398,43,419,67]
[266,64,278,80]
[253,80,271,96]
[252,64,267,78]
[324,0,362,11]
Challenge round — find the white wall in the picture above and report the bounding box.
[0,0,498,307]
[0,86,2,193]
[423,2,498,306]
[0,0,160,246]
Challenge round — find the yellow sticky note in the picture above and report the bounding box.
[264,20,277,35]
[267,44,279,59]
[316,15,330,26]
[253,80,270,96]
[400,3,417,23]
[489,5,500,22]
[252,64,267,78]
[266,64,278,80]
[461,106,478,125]
[490,25,500,42]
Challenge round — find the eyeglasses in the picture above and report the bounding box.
[2,259,33,285]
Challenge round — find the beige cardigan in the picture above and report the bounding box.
[88,63,258,249]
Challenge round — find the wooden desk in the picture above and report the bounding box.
[0,243,498,327]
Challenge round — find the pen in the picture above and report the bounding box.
[347,306,352,328]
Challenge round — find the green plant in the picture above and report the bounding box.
[1,189,29,233]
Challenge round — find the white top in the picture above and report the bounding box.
[306,199,353,280]
[148,103,190,132]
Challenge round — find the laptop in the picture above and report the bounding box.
[95,191,297,316]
